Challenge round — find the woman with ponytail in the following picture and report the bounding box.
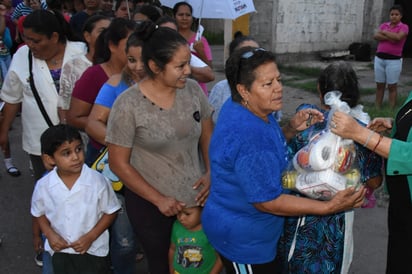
[106,21,213,273]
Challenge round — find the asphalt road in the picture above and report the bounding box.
[0,108,389,274]
[0,46,396,273]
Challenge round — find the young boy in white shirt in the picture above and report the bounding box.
[31,124,120,274]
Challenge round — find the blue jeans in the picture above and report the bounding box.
[42,235,54,274]
[0,55,11,80]
[110,193,138,274]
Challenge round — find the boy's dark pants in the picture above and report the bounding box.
[52,253,111,274]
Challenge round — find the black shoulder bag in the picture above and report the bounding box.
[28,50,54,127]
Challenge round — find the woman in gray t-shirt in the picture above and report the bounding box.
[106,22,213,274]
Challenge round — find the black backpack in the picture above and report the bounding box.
[348,42,372,61]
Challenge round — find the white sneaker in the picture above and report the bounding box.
[34,252,43,267]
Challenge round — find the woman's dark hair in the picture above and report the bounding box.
[41,124,82,156]
[225,46,276,103]
[136,4,162,22]
[93,17,136,64]
[390,4,404,16]
[229,31,257,56]
[46,0,63,11]
[115,0,134,12]
[156,15,177,28]
[172,1,193,16]
[126,31,144,52]
[23,9,78,43]
[135,20,188,78]
[81,14,110,50]
[318,61,360,108]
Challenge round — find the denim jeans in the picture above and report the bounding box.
[41,234,54,274]
[110,193,138,274]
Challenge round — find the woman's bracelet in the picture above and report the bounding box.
[363,130,374,147]
[372,134,383,153]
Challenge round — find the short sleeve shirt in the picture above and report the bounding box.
[377,21,409,56]
[94,80,129,108]
[171,221,217,273]
[71,64,108,104]
[106,79,213,206]
[202,99,288,264]
[31,165,121,257]
[58,55,92,110]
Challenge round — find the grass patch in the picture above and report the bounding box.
[360,87,376,96]
[279,65,321,94]
[278,65,322,78]
[282,79,318,94]
[363,94,407,119]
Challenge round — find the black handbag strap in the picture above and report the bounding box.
[28,50,54,127]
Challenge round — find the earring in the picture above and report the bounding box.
[243,100,249,107]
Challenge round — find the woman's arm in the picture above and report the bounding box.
[282,108,324,141]
[193,117,214,206]
[85,104,110,145]
[0,103,19,152]
[374,30,389,41]
[66,97,92,130]
[191,65,215,83]
[380,30,408,42]
[255,186,365,216]
[331,111,392,159]
[108,143,186,216]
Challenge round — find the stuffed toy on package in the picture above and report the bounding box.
[282,91,362,200]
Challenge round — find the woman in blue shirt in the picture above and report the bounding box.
[201,47,366,273]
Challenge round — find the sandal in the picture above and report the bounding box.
[7,166,21,177]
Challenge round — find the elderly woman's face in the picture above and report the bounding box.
[23,28,58,60]
[239,61,283,118]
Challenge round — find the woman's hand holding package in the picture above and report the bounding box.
[290,108,324,131]
[193,171,211,206]
[326,185,366,213]
[283,108,324,141]
[330,111,363,140]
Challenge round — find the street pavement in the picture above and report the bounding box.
[2,45,411,273]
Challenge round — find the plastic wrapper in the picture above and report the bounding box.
[282,91,362,200]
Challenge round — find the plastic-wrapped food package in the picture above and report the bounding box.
[282,91,362,200]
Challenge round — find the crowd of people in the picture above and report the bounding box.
[0,1,410,274]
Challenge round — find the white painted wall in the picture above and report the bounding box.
[274,0,364,53]
[203,0,392,60]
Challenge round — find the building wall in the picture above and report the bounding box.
[203,0,395,61]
